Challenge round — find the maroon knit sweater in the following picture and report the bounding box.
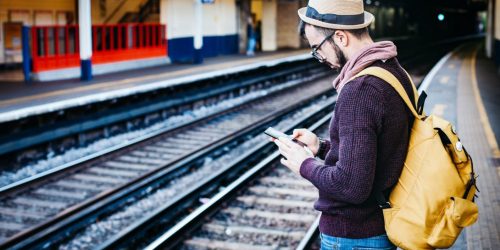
[300,58,415,238]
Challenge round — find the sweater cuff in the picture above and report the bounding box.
[316,138,331,160]
[300,157,320,180]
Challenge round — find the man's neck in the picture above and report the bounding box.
[345,37,374,61]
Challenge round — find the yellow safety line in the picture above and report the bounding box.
[439,76,450,85]
[431,104,447,116]
[0,51,306,108]
[470,45,500,158]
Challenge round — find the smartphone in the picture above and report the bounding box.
[264,127,291,140]
[264,127,308,148]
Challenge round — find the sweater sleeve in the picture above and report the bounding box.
[299,79,384,204]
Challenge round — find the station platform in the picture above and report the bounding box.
[421,42,500,249]
[0,49,309,123]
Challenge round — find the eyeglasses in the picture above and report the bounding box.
[311,33,334,64]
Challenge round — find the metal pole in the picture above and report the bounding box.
[160,0,169,57]
[193,0,203,64]
[21,26,31,83]
[79,0,93,81]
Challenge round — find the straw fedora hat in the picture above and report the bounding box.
[298,0,374,30]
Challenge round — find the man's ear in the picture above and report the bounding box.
[334,30,348,47]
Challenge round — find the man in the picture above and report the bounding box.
[272,0,416,249]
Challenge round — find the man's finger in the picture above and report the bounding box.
[293,128,307,136]
[278,137,294,147]
[279,137,302,150]
[275,140,292,156]
[275,139,291,151]
[280,157,289,167]
[292,129,302,138]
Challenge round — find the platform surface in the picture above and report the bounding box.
[0,49,309,122]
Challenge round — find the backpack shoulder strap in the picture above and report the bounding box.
[352,66,422,119]
[401,68,428,116]
[401,67,419,106]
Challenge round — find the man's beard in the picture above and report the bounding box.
[327,41,347,74]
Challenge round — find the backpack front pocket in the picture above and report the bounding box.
[427,197,478,248]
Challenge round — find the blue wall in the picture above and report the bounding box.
[168,34,239,63]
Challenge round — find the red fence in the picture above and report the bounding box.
[31,24,167,72]
[31,25,80,72]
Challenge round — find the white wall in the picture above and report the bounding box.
[160,0,237,40]
[262,0,277,51]
[161,0,192,39]
[203,0,237,36]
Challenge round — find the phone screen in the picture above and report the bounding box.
[264,127,289,139]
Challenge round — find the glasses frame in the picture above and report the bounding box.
[311,33,334,64]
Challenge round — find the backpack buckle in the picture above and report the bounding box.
[376,190,392,209]
[379,201,391,209]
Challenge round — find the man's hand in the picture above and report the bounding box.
[274,137,314,175]
[292,128,320,156]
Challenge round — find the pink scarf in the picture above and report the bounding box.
[333,41,397,93]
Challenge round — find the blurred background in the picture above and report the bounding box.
[0,1,498,249]
[0,0,495,82]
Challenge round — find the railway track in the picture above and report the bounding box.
[144,113,331,250]
[57,95,335,250]
[0,58,324,174]
[73,93,335,250]
[182,167,320,250]
[0,73,335,249]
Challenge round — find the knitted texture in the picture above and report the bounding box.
[300,58,415,238]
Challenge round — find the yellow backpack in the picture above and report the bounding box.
[353,67,479,249]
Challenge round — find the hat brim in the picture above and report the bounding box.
[298,7,374,30]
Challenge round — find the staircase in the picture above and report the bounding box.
[118,0,160,23]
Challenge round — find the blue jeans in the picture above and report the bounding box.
[320,233,396,250]
[246,38,256,55]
